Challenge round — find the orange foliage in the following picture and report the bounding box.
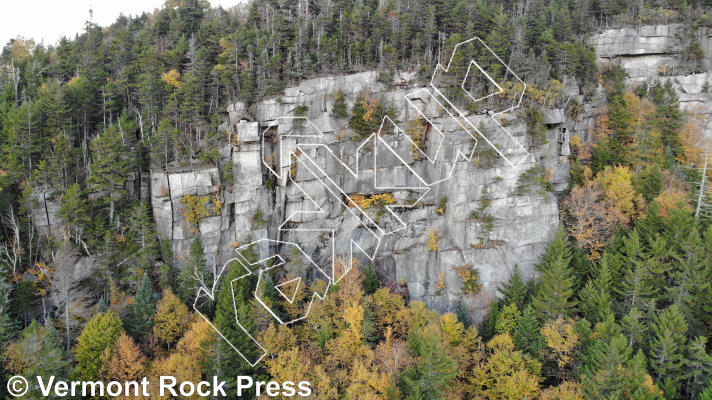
[562,181,628,260]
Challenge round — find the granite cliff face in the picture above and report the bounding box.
[144,69,598,322]
[590,24,712,136]
[36,24,707,321]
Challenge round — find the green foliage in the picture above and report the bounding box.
[514,305,544,355]
[362,264,380,295]
[331,90,349,118]
[125,274,156,339]
[349,91,386,137]
[3,320,71,398]
[72,312,125,380]
[532,227,578,320]
[403,329,457,399]
[526,108,548,148]
[498,264,528,310]
[215,242,259,393]
[517,164,554,197]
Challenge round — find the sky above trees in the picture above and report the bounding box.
[1,0,167,46]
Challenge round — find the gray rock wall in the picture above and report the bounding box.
[590,24,712,138]
[152,70,593,323]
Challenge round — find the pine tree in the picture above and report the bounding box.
[127,200,161,277]
[684,336,712,399]
[456,302,470,328]
[650,80,684,158]
[615,230,658,316]
[624,350,664,400]
[178,233,208,305]
[532,228,578,320]
[648,305,688,388]
[73,312,125,380]
[700,385,712,400]
[580,334,631,399]
[215,244,259,394]
[331,89,349,118]
[667,228,710,336]
[620,307,647,351]
[125,274,156,339]
[57,183,91,246]
[498,264,528,310]
[403,330,457,400]
[578,259,613,324]
[514,305,544,356]
[86,123,131,224]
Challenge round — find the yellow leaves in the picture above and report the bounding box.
[598,165,644,218]
[456,265,482,295]
[436,271,447,291]
[359,94,380,122]
[439,313,465,346]
[8,36,36,60]
[678,108,712,165]
[654,188,692,217]
[539,381,584,400]
[348,193,396,209]
[175,319,214,362]
[427,229,441,251]
[470,333,542,400]
[540,317,579,378]
[153,289,192,349]
[562,181,628,261]
[161,69,181,89]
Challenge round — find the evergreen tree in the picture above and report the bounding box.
[648,305,688,390]
[125,274,156,339]
[650,80,684,158]
[57,183,91,246]
[177,233,210,306]
[667,228,710,336]
[514,304,543,356]
[215,243,259,395]
[86,123,132,224]
[620,307,647,351]
[578,259,613,324]
[581,334,631,399]
[3,320,71,399]
[498,264,528,310]
[73,312,125,380]
[685,336,712,400]
[532,227,578,320]
[403,329,457,400]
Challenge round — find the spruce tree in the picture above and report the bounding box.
[403,330,457,400]
[685,336,712,399]
[532,227,578,320]
[514,304,543,356]
[648,305,688,388]
[498,264,528,310]
[667,228,710,335]
[215,243,259,395]
[3,320,71,398]
[624,350,664,400]
[580,334,631,399]
[620,307,647,351]
[578,259,613,324]
[177,233,208,305]
[125,274,156,339]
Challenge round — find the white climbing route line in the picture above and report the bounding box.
[197,36,528,365]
